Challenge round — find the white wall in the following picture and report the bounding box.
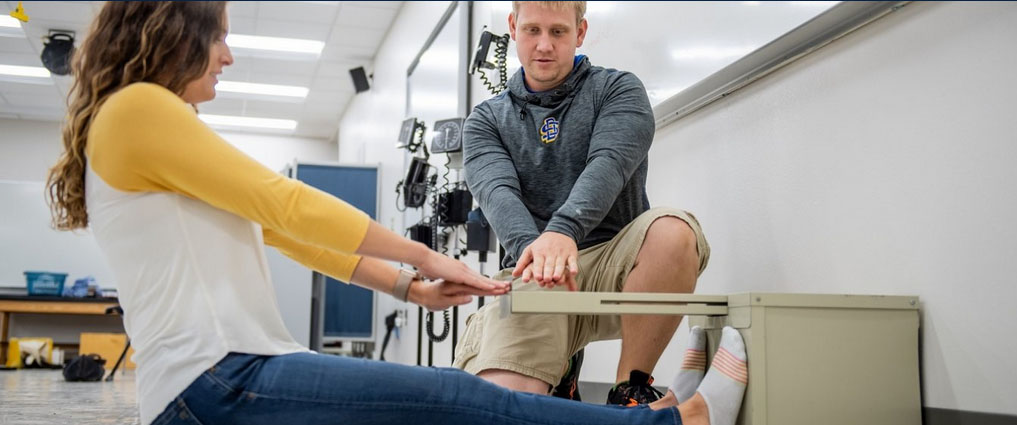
[217,130,338,173]
[641,1,1017,415]
[0,118,63,181]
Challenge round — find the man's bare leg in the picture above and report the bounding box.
[616,216,700,383]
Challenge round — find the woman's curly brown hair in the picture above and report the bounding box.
[47,1,227,230]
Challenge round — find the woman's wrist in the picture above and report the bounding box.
[409,242,433,267]
[406,278,424,306]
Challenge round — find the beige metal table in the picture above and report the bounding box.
[509,291,921,425]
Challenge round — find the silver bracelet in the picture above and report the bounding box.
[392,268,418,302]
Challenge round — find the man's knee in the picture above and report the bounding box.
[640,216,698,262]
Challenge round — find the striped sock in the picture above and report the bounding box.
[696,326,747,425]
[669,325,706,403]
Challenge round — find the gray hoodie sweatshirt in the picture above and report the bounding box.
[464,56,655,268]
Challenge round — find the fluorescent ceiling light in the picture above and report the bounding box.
[672,46,757,61]
[0,15,21,28]
[216,80,308,98]
[199,114,297,131]
[0,64,51,78]
[226,34,324,55]
[0,15,25,38]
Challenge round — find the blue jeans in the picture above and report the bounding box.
[152,352,681,425]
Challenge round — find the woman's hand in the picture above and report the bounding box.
[408,279,501,311]
[416,250,510,294]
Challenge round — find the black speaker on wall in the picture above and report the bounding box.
[349,66,371,93]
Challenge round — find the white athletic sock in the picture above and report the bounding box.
[696,326,747,425]
[669,325,706,403]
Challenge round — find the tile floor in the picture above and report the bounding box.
[0,369,139,424]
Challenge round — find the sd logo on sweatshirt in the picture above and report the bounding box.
[540,117,559,144]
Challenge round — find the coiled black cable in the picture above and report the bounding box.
[477,33,509,95]
[426,309,450,342]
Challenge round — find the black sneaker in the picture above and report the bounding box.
[606,370,665,406]
[551,349,584,401]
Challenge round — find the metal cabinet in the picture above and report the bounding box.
[511,291,921,425]
[690,293,921,425]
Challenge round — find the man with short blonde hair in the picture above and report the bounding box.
[457,0,711,407]
[512,0,587,25]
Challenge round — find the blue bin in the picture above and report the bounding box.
[24,271,68,296]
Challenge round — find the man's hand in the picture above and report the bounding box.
[512,232,579,291]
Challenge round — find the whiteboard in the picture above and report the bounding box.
[0,180,116,289]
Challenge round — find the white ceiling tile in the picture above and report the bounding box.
[316,61,363,79]
[19,1,96,24]
[201,97,247,113]
[223,72,314,88]
[301,107,341,123]
[246,19,332,41]
[0,36,34,54]
[0,81,59,96]
[343,2,403,10]
[336,5,398,30]
[320,44,375,61]
[0,52,44,67]
[227,17,258,35]
[230,57,319,78]
[256,2,339,25]
[327,25,387,48]
[310,76,356,92]
[227,2,259,19]
[302,98,342,111]
[3,91,63,107]
[303,89,351,104]
[22,18,93,36]
[242,100,303,118]
[0,103,64,119]
[16,112,64,122]
[52,77,72,94]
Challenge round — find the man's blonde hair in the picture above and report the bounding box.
[511,1,587,26]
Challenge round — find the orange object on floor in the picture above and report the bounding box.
[79,332,135,370]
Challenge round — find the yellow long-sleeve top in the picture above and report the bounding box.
[84,83,371,425]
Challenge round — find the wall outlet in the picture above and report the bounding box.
[395,309,408,328]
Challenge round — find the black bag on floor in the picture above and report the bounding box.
[63,354,106,382]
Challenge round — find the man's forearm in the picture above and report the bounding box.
[544,157,634,243]
[475,185,541,263]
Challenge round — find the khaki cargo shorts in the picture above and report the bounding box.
[452,207,710,386]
